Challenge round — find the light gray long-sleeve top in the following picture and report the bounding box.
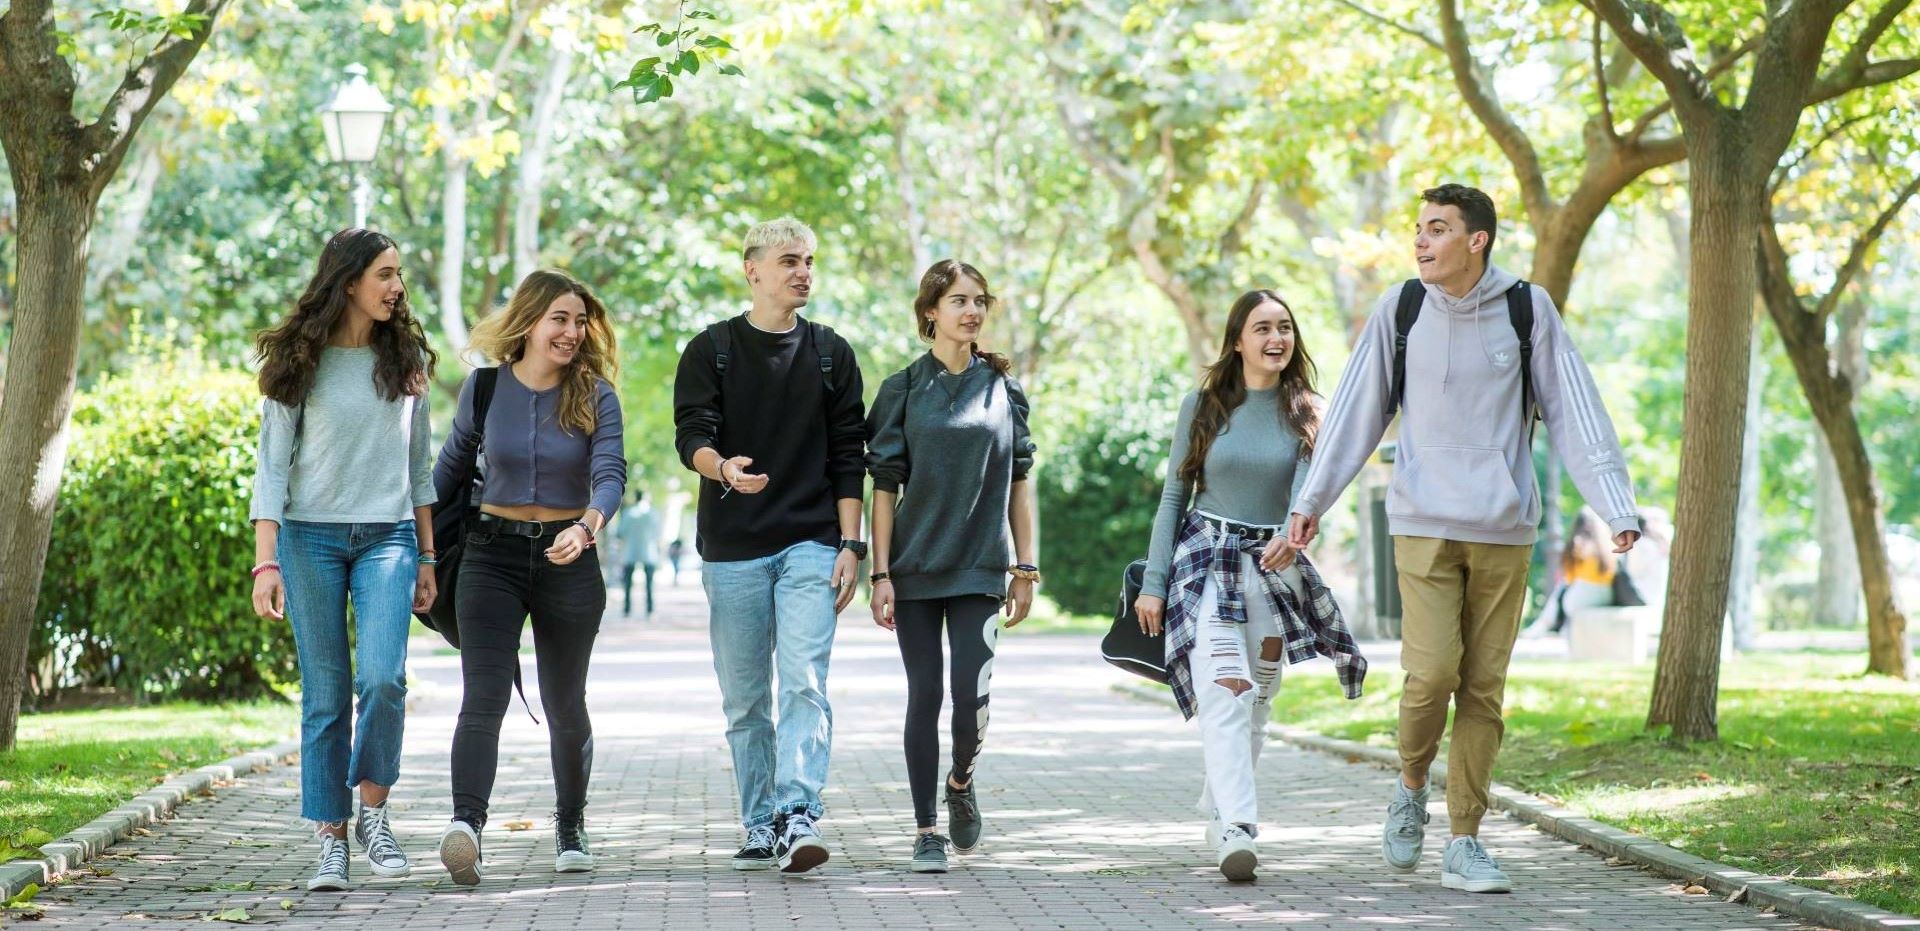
[250,346,435,525]
[1141,386,1309,600]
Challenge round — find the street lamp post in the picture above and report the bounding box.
[318,63,393,229]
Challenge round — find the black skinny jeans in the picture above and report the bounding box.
[451,526,604,828]
[894,594,1000,829]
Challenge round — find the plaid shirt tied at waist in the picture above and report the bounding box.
[1163,510,1368,720]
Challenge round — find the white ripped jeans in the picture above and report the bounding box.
[1193,550,1293,834]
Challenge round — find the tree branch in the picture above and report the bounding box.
[1593,11,1619,142]
[1440,0,1551,221]
[1814,171,1920,322]
[1331,0,1444,52]
[1809,58,1920,105]
[1770,111,1878,194]
[1621,32,1759,145]
[1584,0,1720,122]
[80,0,236,189]
[1820,0,1913,89]
[1217,178,1268,262]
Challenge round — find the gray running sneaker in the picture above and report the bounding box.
[1441,836,1513,893]
[438,820,485,887]
[307,831,351,892]
[354,803,411,878]
[909,833,950,873]
[1382,782,1430,872]
[944,778,982,853]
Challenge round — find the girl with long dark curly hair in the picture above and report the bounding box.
[248,228,439,891]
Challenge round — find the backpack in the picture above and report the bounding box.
[706,316,839,393]
[1384,278,1536,425]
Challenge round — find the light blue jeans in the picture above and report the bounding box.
[701,540,839,829]
[278,519,417,823]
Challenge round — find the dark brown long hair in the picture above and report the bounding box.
[1177,289,1319,494]
[255,228,435,405]
[913,259,1012,375]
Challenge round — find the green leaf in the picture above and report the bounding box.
[5,885,40,907]
[695,35,733,50]
[206,907,252,922]
[686,9,717,19]
[632,22,661,33]
[656,31,677,47]
[717,63,744,76]
[678,50,699,75]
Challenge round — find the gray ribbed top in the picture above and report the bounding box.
[1141,387,1309,599]
[250,346,435,525]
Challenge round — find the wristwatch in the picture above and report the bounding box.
[839,538,868,560]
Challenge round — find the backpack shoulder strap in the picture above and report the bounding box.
[1506,281,1536,423]
[706,319,734,377]
[809,320,836,393]
[472,366,499,436]
[1386,279,1424,420]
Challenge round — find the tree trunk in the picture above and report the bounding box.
[439,154,471,355]
[1763,268,1912,679]
[1726,307,1763,651]
[0,186,95,749]
[513,33,573,282]
[1647,141,1757,741]
[1811,297,1865,626]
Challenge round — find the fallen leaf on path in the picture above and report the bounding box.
[205,906,251,922]
[502,820,535,831]
[1683,885,1709,895]
[1726,886,1748,903]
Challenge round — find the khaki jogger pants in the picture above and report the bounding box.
[1392,535,1533,836]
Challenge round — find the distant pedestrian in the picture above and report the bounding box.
[613,490,661,617]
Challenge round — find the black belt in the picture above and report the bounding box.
[475,513,579,537]
[1196,512,1282,543]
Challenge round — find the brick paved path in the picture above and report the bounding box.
[29,580,1815,929]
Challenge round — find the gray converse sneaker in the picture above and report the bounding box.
[438,820,485,887]
[909,832,950,873]
[1216,824,1257,882]
[944,776,982,853]
[307,830,351,892]
[1441,836,1512,893]
[776,812,829,874]
[354,803,411,878]
[1382,781,1430,872]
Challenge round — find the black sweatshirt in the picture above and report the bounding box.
[673,314,867,562]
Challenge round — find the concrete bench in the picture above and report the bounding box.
[1567,604,1661,664]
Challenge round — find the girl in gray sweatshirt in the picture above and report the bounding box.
[866,260,1037,873]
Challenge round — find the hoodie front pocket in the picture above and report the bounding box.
[1387,445,1526,531]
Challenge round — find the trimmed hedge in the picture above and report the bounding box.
[1036,402,1177,617]
[31,351,293,705]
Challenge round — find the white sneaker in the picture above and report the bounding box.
[1216,824,1257,882]
[354,803,411,878]
[1441,836,1512,893]
[438,820,485,886]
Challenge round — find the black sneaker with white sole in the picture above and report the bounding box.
[554,813,593,873]
[944,776,982,853]
[776,811,828,874]
[730,823,779,871]
[438,819,485,887]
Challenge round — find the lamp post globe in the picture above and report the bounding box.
[318,63,393,228]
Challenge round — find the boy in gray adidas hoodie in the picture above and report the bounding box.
[1288,184,1640,893]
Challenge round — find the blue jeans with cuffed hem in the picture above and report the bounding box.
[278,519,417,823]
[701,540,839,829]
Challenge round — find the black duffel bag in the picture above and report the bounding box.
[1101,558,1169,683]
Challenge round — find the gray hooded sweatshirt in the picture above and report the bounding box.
[1291,264,1639,545]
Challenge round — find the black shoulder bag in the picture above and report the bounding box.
[417,366,499,645]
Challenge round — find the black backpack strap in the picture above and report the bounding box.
[466,365,538,722]
[809,320,836,394]
[1386,279,1424,420]
[1506,281,1536,424]
[707,319,733,377]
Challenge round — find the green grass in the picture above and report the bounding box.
[1269,652,1920,916]
[0,702,296,858]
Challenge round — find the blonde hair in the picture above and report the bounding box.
[467,269,619,435]
[742,217,817,261]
